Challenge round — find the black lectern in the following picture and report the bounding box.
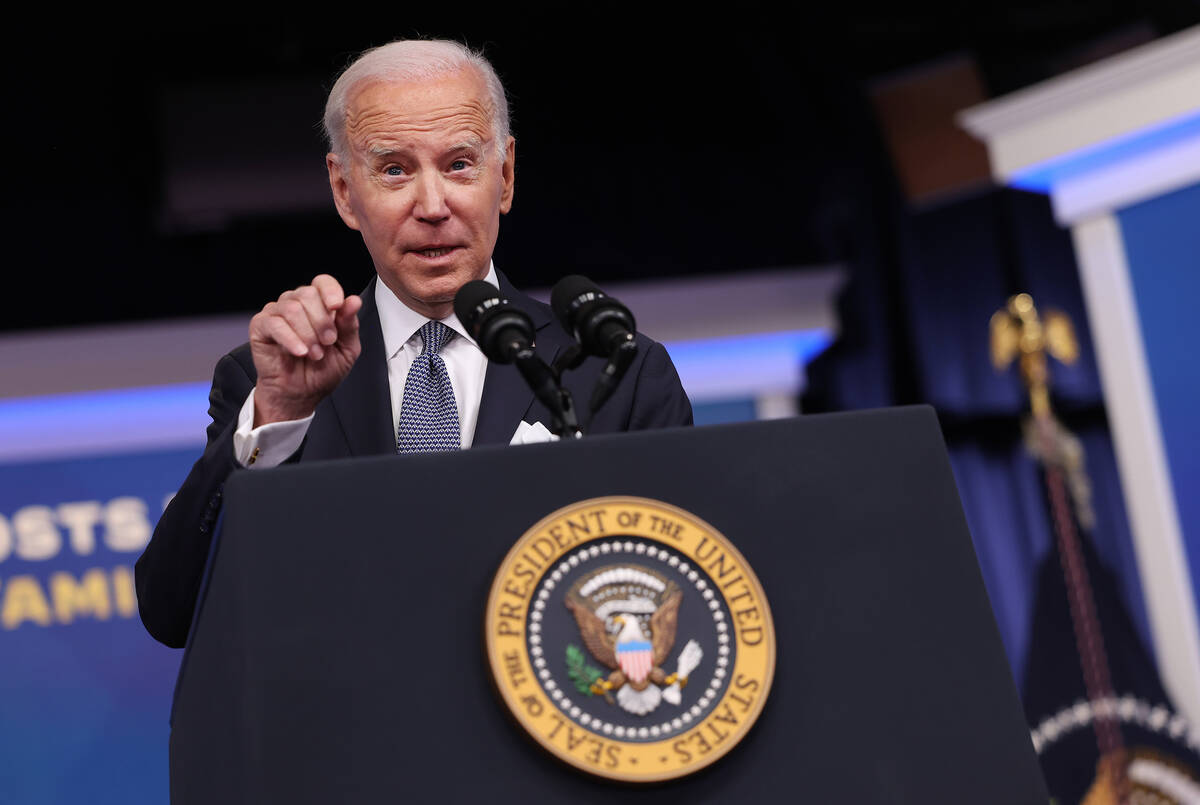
[170,407,1047,803]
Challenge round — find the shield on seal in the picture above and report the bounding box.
[614,616,654,684]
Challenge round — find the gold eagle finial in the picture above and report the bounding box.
[990,293,1078,418]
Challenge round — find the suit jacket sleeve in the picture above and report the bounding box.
[585,335,693,434]
[135,348,256,648]
[627,339,693,430]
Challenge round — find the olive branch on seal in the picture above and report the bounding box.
[565,644,604,695]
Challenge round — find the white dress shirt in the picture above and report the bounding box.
[233,265,497,468]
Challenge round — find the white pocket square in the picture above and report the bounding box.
[510,420,560,445]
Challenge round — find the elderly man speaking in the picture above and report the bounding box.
[135,39,693,648]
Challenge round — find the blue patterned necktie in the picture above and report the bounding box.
[396,321,461,453]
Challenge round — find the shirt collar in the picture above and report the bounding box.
[375,262,498,360]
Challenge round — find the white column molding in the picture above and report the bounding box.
[1072,215,1200,721]
[958,26,1200,181]
[1053,133,1200,225]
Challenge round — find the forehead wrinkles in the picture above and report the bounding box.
[345,95,494,152]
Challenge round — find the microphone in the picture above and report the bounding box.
[454,280,536,363]
[550,276,640,415]
[550,275,636,358]
[453,280,582,438]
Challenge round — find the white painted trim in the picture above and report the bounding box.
[528,266,845,344]
[1071,215,1200,723]
[2,268,843,401]
[974,69,1200,180]
[960,27,1200,133]
[958,26,1200,177]
[755,393,800,420]
[1052,135,1200,224]
[0,315,251,400]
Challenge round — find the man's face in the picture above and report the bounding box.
[327,68,515,319]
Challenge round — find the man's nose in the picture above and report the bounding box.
[413,172,451,223]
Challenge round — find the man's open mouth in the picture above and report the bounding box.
[414,246,458,258]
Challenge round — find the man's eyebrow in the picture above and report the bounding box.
[366,145,406,159]
[448,137,487,154]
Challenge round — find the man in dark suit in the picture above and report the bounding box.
[135,39,692,648]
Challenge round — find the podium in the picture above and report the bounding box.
[169,407,1048,803]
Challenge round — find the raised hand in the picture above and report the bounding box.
[249,274,363,426]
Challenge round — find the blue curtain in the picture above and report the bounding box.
[804,184,1154,682]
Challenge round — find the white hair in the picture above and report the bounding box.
[323,39,510,162]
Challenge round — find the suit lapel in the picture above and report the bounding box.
[472,272,564,446]
[327,277,396,456]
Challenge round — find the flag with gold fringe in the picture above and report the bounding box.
[993,294,1200,804]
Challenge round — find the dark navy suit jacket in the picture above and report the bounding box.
[135,273,693,647]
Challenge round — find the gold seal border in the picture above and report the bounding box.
[485,496,776,783]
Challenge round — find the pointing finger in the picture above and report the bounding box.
[311,274,346,311]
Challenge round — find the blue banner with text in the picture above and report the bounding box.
[0,447,198,805]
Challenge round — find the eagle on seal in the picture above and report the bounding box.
[566,586,685,700]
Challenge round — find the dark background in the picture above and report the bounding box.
[11,2,1198,333]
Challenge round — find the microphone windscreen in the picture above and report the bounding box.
[454,280,502,334]
[550,275,602,332]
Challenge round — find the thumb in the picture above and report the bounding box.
[334,295,363,339]
[332,295,362,363]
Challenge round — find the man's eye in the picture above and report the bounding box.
[385,166,405,176]
[450,160,468,171]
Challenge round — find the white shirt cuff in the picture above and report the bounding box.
[233,387,314,468]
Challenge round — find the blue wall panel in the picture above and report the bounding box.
[691,398,759,425]
[1118,181,1200,627]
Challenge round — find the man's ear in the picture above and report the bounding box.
[499,137,516,214]
[327,153,361,231]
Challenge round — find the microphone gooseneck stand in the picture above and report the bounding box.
[514,343,582,440]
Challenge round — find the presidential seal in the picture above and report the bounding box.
[484,496,775,782]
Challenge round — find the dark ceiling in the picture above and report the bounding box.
[10,3,1198,334]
